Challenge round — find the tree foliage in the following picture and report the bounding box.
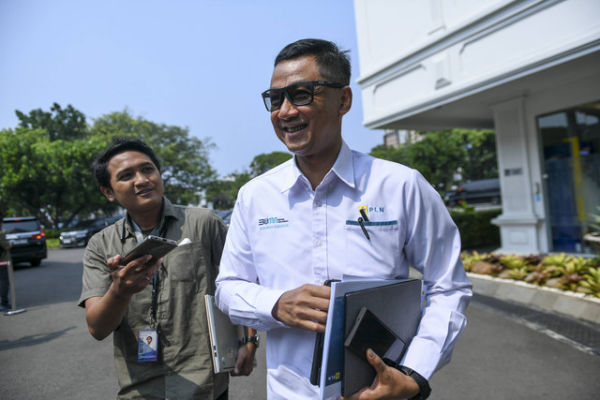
[249,151,292,177]
[459,129,498,181]
[370,129,497,196]
[1,104,216,229]
[91,111,217,206]
[15,102,87,141]
[205,172,251,211]
[206,151,292,210]
[0,127,110,228]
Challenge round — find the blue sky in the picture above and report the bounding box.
[0,0,383,177]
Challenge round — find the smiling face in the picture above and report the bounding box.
[269,56,351,164]
[100,150,164,214]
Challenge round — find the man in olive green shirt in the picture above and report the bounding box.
[79,137,256,399]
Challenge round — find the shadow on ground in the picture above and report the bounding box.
[0,326,76,351]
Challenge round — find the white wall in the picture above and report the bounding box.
[354,0,600,254]
[355,0,508,77]
[354,0,600,129]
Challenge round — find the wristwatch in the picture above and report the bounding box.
[398,366,431,400]
[240,334,260,348]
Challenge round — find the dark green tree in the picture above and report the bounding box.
[459,129,498,181]
[15,102,87,141]
[1,105,217,228]
[0,127,111,228]
[370,144,410,165]
[205,172,251,210]
[249,151,292,177]
[90,110,217,206]
[205,151,292,210]
[370,129,497,197]
[405,130,466,194]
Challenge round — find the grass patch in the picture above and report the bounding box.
[46,238,60,249]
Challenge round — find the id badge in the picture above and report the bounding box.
[138,328,158,362]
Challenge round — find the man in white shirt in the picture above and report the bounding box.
[216,38,472,400]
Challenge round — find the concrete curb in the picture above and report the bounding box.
[467,272,600,325]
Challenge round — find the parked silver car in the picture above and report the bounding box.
[59,215,121,248]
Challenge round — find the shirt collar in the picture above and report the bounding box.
[279,141,356,192]
[330,141,356,189]
[279,159,303,193]
[119,197,179,241]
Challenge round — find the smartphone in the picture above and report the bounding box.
[119,235,178,266]
[344,306,407,365]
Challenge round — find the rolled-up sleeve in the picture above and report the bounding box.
[78,234,112,308]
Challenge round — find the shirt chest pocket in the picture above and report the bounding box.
[344,220,401,276]
[165,242,206,283]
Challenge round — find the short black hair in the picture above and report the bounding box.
[92,137,161,188]
[274,38,351,85]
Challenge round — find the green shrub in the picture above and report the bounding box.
[44,228,62,239]
[462,251,600,298]
[450,208,501,250]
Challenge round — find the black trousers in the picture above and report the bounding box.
[0,264,10,307]
[216,389,228,400]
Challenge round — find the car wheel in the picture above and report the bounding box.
[31,259,41,267]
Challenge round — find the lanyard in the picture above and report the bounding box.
[149,222,169,329]
[129,217,169,329]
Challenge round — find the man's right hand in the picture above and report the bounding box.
[84,254,162,340]
[272,284,331,332]
[343,349,420,400]
[107,254,162,299]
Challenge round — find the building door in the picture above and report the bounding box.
[538,102,600,254]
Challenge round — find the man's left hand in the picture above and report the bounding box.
[230,343,256,376]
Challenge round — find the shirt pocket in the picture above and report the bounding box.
[344,220,401,276]
[165,242,206,283]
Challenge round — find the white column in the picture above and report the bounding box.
[491,97,543,254]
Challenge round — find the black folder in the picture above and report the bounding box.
[342,279,422,396]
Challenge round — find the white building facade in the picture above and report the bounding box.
[354,0,600,254]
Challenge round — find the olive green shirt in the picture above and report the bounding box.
[79,198,229,399]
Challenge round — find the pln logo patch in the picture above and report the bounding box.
[359,204,385,215]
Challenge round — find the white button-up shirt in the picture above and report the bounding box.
[216,141,472,399]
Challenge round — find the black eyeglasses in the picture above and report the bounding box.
[261,80,345,112]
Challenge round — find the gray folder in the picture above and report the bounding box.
[342,279,422,396]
